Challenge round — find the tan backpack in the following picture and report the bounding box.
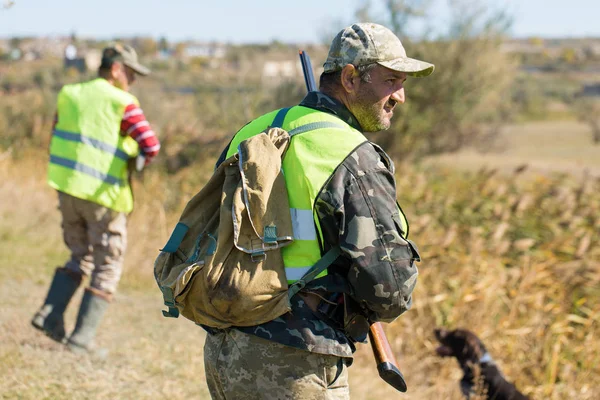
[154,109,341,328]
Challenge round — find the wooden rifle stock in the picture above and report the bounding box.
[298,49,407,393]
[369,322,407,392]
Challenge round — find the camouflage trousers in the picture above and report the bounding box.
[58,191,127,294]
[204,329,350,400]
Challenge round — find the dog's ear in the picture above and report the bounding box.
[453,330,488,364]
[465,331,487,360]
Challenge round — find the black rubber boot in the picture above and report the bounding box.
[31,267,82,342]
[66,288,110,354]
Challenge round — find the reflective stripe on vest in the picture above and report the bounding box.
[290,208,316,241]
[49,155,125,186]
[227,106,368,283]
[48,79,140,213]
[52,129,130,161]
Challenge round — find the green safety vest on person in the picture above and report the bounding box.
[47,78,140,213]
[225,106,409,284]
[153,105,411,327]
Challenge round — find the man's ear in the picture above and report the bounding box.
[340,64,359,94]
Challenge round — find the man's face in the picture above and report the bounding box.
[112,63,137,92]
[348,65,407,132]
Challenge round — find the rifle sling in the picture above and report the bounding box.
[288,245,342,301]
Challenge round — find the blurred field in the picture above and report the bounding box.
[424,120,600,178]
[1,120,598,399]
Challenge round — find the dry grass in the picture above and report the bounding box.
[1,125,599,399]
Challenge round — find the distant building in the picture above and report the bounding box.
[183,43,226,59]
[260,59,322,85]
[262,60,298,80]
[63,45,101,73]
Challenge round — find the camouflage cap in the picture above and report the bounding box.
[323,23,434,77]
[102,43,151,76]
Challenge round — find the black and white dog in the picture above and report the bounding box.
[434,328,529,400]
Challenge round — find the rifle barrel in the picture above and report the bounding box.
[299,50,317,92]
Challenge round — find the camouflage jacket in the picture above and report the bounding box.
[210,92,420,358]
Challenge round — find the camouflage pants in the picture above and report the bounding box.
[204,329,350,400]
[58,191,127,294]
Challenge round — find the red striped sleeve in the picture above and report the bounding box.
[121,103,160,164]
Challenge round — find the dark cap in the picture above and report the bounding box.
[102,43,151,76]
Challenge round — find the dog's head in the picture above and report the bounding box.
[434,328,488,366]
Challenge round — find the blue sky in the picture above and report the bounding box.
[0,0,598,43]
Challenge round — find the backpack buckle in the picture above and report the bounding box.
[251,251,266,262]
[263,225,278,250]
[262,240,279,250]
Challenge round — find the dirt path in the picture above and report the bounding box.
[1,279,212,399]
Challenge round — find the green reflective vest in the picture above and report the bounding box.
[48,78,140,213]
[227,106,408,283]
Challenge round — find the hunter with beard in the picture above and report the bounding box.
[204,23,434,400]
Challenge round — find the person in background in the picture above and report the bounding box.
[205,23,433,399]
[32,44,160,353]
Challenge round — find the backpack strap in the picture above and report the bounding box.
[287,245,342,301]
[161,222,189,253]
[215,107,291,169]
[160,287,180,318]
[158,222,190,318]
[271,107,291,128]
[288,121,347,136]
